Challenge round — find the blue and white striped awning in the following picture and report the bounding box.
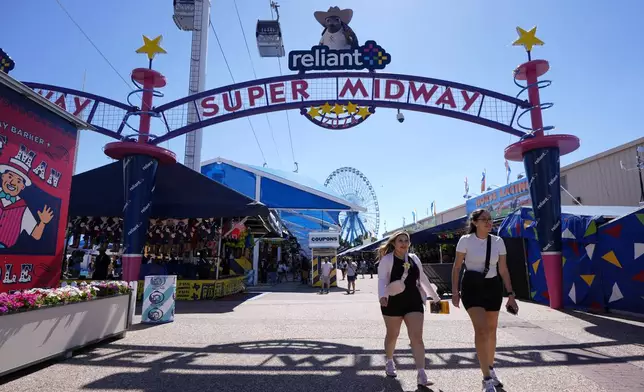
[201,158,363,255]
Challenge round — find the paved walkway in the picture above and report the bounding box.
[3,277,644,392]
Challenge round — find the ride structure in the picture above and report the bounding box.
[21,7,578,308]
[324,167,380,245]
[172,0,211,172]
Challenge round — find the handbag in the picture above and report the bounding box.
[385,254,411,296]
[462,235,492,284]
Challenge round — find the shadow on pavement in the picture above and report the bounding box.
[134,293,263,315]
[564,309,644,345]
[248,282,350,294]
[6,337,642,392]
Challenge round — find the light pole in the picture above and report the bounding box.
[619,145,644,206]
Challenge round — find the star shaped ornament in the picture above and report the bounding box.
[357,106,371,118]
[136,35,167,61]
[512,26,544,53]
[320,102,333,114]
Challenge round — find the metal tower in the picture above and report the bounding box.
[173,0,211,172]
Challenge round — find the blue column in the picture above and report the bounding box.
[121,155,159,281]
[523,147,563,308]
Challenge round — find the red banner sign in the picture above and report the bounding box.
[0,83,78,292]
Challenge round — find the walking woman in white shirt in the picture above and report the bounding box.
[377,230,439,388]
[451,209,518,392]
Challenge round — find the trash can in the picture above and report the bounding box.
[142,275,177,324]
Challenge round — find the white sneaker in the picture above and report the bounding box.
[417,369,434,386]
[489,367,503,387]
[482,378,497,392]
[385,359,397,377]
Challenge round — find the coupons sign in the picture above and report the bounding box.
[309,231,340,248]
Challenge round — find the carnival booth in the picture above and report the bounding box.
[0,64,136,378]
[65,160,277,300]
[308,231,339,288]
[499,205,641,312]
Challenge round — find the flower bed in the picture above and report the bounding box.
[0,281,133,377]
[0,281,132,316]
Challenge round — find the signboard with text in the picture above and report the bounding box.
[0,83,78,292]
[309,231,340,249]
[466,178,531,219]
[288,40,391,72]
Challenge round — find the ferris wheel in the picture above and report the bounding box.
[324,167,380,244]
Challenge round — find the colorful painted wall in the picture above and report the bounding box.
[500,207,644,313]
[592,208,644,313]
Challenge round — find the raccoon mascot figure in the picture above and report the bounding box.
[314,6,359,50]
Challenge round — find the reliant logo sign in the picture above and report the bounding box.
[288,40,391,72]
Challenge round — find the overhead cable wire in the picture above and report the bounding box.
[54,0,135,94]
[277,56,297,170]
[232,0,281,163]
[209,19,267,165]
[270,2,297,170]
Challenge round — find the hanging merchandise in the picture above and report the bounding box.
[67,216,223,255]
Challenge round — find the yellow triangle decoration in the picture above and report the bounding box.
[580,274,595,286]
[562,256,567,266]
[532,259,541,274]
[602,251,622,268]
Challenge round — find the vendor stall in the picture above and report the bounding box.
[64,160,278,300]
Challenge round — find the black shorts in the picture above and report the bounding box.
[381,290,424,317]
[347,275,356,282]
[461,271,503,311]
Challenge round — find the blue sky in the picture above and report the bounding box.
[4,0,644,236]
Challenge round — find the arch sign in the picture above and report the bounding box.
[23,7,529,143]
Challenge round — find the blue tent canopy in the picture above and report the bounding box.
[70,161,269,219]
[201,158,363,255]
[410,216,469,244]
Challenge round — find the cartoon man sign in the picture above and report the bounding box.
[0,156,54,248]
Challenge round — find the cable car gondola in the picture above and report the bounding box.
[173,0,196,31]
[256,2,285,58]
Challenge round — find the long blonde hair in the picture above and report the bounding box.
[377,230,410,261]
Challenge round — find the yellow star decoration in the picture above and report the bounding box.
[512,26,544,53]
[306,103,372,120]
[357,106,371,118]
[136,35,167,60]
[320,102,333,114]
